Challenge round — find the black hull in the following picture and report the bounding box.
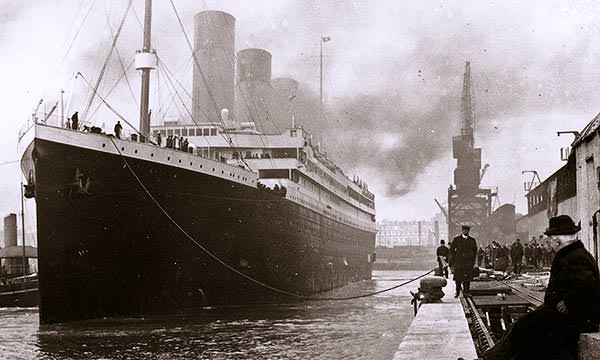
[25,136,375,323]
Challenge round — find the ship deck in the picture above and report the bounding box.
[393,280,477,360]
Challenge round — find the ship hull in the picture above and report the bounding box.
[0,282,39,307]
[23,132,375,323]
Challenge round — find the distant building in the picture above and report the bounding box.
[572,113,600,261]
[376,213,447,247]
[523,153,577,243]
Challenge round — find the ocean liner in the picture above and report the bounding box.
[17,1,376,324]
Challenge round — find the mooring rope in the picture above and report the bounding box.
[108,136,434,300]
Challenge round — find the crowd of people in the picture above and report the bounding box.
[439,236,557,277]
[256,181,287,197]
[434,215,600,360]
[475,238,556,274]
[163,134,193,153]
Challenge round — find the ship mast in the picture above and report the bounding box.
[136,0,156,141]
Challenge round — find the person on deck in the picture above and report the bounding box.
[450,225,478,298]
[114,121,123,139]
[436,239,450,278]
[71,111,79,130]
[479,215,600,360]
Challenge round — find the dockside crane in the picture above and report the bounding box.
[434,198,448,224]
[480,163,490,182]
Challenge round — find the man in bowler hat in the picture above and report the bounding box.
[480,215,600,360]
[450,224,478,297]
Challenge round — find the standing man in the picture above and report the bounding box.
[436,239,450,279]
[71,111,79,130]
[481,215,600,360]
[510,238,524,275]
[450,224,478,298]
[114,121,123,139]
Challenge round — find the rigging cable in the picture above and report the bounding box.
[81,0,134,124]
[40,0,97,103]
[167,0,251,171]
[86,60,135,124]
[154,60,229,161]
[102,0,139,108]
[77,72,141,135]
[108,135,433,300]
[155,55,193,123]
[155,54,251,170]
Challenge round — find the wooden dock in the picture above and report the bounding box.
[393,279,477,360]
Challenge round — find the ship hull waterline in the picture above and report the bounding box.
[22,134,375,324]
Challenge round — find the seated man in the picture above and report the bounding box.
[479,215,600,360]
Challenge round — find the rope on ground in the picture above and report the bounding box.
[109,136,433,300]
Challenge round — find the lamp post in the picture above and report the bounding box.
[319,36,331,149]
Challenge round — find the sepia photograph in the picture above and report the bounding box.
[1,1,600,359]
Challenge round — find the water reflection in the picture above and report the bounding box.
[1,270,423,359]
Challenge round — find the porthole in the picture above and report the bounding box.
[134,150,138,154]
[178,159,182,163]
[190,162,193,166]
[151,153,154,157]
[200,164,203,168]
[168,157,171,161]
[102,143,106,148]
[121,147,125,151]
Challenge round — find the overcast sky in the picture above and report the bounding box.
[1,0,600,225]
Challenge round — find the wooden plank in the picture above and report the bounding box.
[471,294,530,308]
[469,280,512,295]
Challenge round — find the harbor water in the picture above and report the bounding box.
[0,270,424,360]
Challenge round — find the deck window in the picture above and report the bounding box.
[167,129,174,136]
[182,129,188,136]
[174,129,181,136]
[210,128,217,136]
[203,128,210,136]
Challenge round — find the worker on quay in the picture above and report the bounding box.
[472,215,600,360]
[450,224,478,297]
[436,239,450,279]
[510,238,524,275]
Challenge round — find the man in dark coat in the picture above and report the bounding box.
[114,121,123,139]
[71,111,79,130]
[510,238,524,274]
[436,239,450,278]
[450,225,477,298]
[481,215,600,360]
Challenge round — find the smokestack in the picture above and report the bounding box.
[236,48,273,133]
[4,213,17,247]
[192,11,235,126]
[270,77,299,130]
